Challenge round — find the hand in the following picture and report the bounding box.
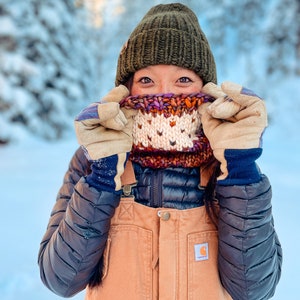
[199,81,267,182]
[74,85,136,161]
[74,85,137,192]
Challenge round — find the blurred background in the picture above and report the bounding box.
[0,0,299,299]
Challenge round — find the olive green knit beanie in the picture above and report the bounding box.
[115,3,217,86]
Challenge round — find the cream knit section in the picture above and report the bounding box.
[132,110,201,152]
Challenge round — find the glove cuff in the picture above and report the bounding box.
[217,148,262,186]
[86,153,129,193]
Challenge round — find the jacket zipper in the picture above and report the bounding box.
[151,169,163,207]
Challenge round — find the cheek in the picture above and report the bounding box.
[131,84,161,96]
[130,85,142,96]
[130,78,146,95]
[198,81,204,90]
[191,80,204,92]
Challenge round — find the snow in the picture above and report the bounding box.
[0,17,17,36]
[0,135,84,299]
[0,113,299,299]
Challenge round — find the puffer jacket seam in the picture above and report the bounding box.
[58,188,109,297]
[63,205,95,297]
[242,196,249,298]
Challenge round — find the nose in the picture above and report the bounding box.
[158,82,172,94]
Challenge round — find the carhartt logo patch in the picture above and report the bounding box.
[194,243,209,261]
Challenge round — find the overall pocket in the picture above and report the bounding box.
[187,230,229,299]
[101,224,153,300]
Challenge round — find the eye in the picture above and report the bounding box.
[178,77,192,83]
[139,77,153,84]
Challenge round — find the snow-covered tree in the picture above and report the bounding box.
[83,0,158,94]
[264,0,300,76]
[0,0,99,143]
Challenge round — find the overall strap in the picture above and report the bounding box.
[121,160,137,196]
[121,160,211,197]
[121,160,136,185]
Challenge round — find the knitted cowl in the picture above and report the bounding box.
[120,92,214,168]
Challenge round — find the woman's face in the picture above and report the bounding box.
[131,65,204,95]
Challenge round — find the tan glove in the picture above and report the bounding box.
[199,81,267,181]
[74,85,136,161]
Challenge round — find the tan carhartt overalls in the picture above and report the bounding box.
[85,162,232,300]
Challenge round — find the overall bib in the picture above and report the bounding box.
[85,162,232,300]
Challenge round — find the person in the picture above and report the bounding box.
[38,3,282,300]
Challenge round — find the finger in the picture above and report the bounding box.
[201,110,223,129]
[198,102,211,116]
[97,102,121,122]
[199,104,223,134]
[100,110,127,130]
[233,100,267,126]
[207,96,242,119]
[201,82,226,99]
[102,85,129,103]
[121,107,138,119]
[221,81,262,108]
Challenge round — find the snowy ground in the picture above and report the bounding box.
[0,122,299,299]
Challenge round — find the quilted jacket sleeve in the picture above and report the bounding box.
[217,174,282,300]
[38,147,121,297]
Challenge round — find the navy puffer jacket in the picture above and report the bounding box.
[38,147,282,299]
